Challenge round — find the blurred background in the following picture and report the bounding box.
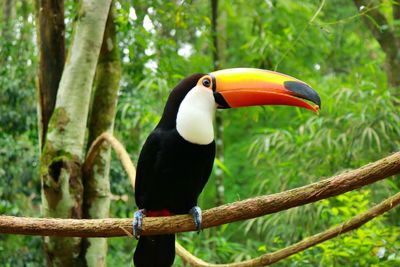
[1,0,399,266]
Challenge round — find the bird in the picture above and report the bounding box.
[132,68,321,266]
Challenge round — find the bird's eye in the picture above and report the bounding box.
[202,78,211,88]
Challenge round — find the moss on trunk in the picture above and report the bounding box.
[81,5,121,266]
[40,0,113,266]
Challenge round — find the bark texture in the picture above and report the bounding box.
[40,0,112,266]
[84,133,136,190]
[2,187,399,267]
[176,190,400,266]
[2,132,400,265]
[81,6,121,267]
[3,152,398,238]
[35,0,65,149]
[353,0,400,90]
[212,0,225,206]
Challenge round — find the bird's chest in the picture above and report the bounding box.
[159,135,213,180]
[138,130,215,213]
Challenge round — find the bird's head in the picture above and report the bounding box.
[158,68,321,145]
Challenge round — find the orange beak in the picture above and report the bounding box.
[210,68,321,113]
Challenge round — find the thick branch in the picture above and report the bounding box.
[177,191,400,267]
[1,152,399,237]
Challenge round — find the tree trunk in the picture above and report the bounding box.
[34,0,65,150]
[211,0,225,206]
[80,5,121,267]
[1,0,15,41]
[40,0,112,266]
[353,0,400,91]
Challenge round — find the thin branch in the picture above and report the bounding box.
[176,242,211,266]
[79,132,197,261]
[274,0,325,71]
[394,0,400,20]
[84,132,196,259]
[177,191,400,267]
[81,133,400,265]
[4,131,400,265]
[84,132,136,191]
[353,0,397,55]
[1,152,399,237]
[73,133,400,265]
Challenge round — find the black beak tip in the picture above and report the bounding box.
[284,81,321,108]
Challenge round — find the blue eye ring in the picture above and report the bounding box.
[202,78,211,88]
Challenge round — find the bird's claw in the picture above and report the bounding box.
[189,206,202,233]
[132,209,146,239]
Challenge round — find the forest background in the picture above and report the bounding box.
[1,0,400,266]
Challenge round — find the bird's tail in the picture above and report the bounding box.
[133,234,175,267]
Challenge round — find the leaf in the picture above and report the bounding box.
[214,158,232,177]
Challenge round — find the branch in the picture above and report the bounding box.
[176,191,400,267]
[84,132,136,191]
[92,134,399,265]
[71,133,400,265]
[393,0,400,21]
[5,129,400,266]
[353,0,398,55]
[1,152,399,237]
[176,242,212,266]
[84,132,196,259]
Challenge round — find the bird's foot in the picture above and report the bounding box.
[132,209,146,239]
[189,206,202,232]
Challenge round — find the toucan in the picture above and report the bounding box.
[132,68,321,266]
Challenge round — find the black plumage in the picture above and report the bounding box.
[132,68,322,266]
[134,74,216,266]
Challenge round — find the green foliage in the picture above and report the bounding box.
[1,0,400,266]
[0,2,43,265]
[289,190,400,266]
[109,1,400,265]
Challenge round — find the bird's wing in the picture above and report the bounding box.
[197,140,215,197]
[134,130,162,208]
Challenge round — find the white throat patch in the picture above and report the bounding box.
[176,85,216,145]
